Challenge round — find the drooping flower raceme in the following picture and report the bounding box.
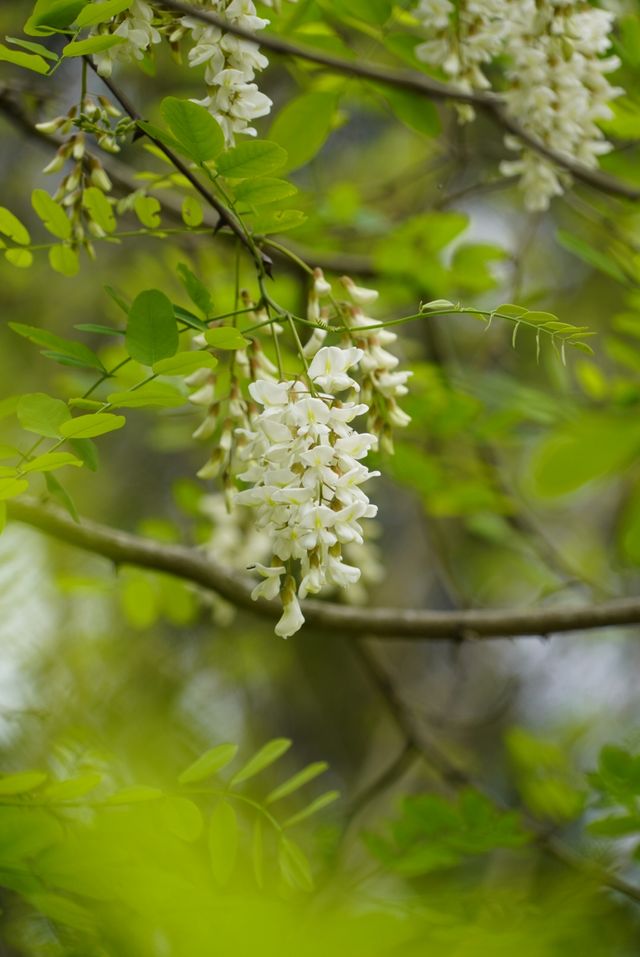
[91,0,162,76]
[234,347,379,638]
[412,0,623,209]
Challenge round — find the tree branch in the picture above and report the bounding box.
[157,0,640,202]
[8,496,640,641]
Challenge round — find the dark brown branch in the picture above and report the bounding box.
[9,497,640,641]
[157,0,640,202]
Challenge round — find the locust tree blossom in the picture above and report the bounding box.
[91,0,162,76]
[412,0,623,209]
[233,347,379,638]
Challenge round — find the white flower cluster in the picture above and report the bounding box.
[305,270,412,450]
[234,347,379,638]
[412,0,622,209]
[92,0,161,77]
[178,0,274,143]
[500,2,622,211]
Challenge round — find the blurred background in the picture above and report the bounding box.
[2,0,640,952]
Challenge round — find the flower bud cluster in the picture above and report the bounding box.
[304,269,412,451]
[412,0,623,208]
[36,98,121,249]
[233,347,379,638]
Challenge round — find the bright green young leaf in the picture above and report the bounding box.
[203,327,250,350]
[216,141,288,179]
[18,393,71,437]
[278,836,313,891]
[181,195,204,227]
[208,800,238,886]
[5,249,33,269]
[178,743,239,785]
[230,738,292,787]
[379,87,440,137]
[31,189,71,239]
[73,0,132,27]
[161,97,225,163]
[134,194,161,229]
[126,289,179,365]
[49,244,80,277]
[106,786,164,805]
[249,209,307,235]
[266,762,329,804]
[0,43,50,74]
[62,35,126,57]
[0,208,30,245]
[44,472,78,521]
[24,0,87,35]
[176,263,213,317]
[325,0,392,24]
[4,37,58,61]
[21,452,83,474]
[9,321,105,372]
[41,773,103,802]
[234,177,297,208]
[106,384,185,408]
[0,477,29,501]
[0,772,47,795]
[59,413,126,439]
[69,438,99,471]
[270,92,338,171]
[252,816,264,889]
[283,790,340,828]
[152,352,218,376]
[83,187,117,233]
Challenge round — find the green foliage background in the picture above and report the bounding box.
[2,0,640,953]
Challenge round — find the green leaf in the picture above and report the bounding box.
[556,230,630,285]
[0,478,29,501]
[59,413,126,439]
[9,321,105,372]
[230,738,292,787]
[106,384,186,408]
[152,352,218,376]
[18,393,70,437]
[75,323,122,336]
[379,87,440,137]
[21,452,83,474]
[178,743,239,785]
[208,800,238,886]
[0,42,50,74]
[325,0,391,24]
[31,189,71,239]
[161,97,225,163]
[134,194,161,229]
[106,786,163,805]
[531,415,640,497]
[4,37,59,61]
[235,177,297,208]
[270,92,337,172]
[24,0,87,35]
[176,263,213,317]
[283,790,340,827]
[249,209,306,235]
[25,894,94,933]
[136,121,184,156]
[0,208,30,245]
[83,187,116,233]
[0,772,47,795]
[181,195,204,227]
[204,327,250,351]
[69,438,99,471]
[266,762,329,804]
[62,35,126,57]
[252,816,264,889]
[278,836,313,891]
[5,249,33,269]
[126,289,179,365]
[216,140,288,179]
[41,773,103,802]
[49,244,80,277]
[160,796,203,842]
[74,0,132,27]
[45,472,78,521]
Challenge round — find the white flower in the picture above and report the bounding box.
[308,345,363,393]
[275,589,305,639]
[92,0,161,77]
[250,563,286,601]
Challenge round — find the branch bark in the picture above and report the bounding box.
[157,0,640,202]
[8,497,640,641]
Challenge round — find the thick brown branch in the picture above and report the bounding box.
[8,497,640,641]
[157,0,640,202]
